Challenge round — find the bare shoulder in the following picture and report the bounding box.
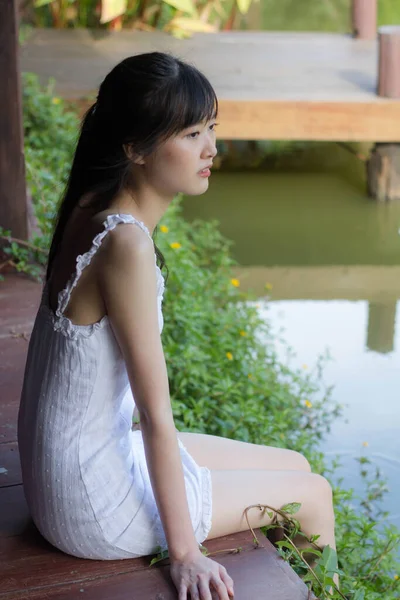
[96,219,155,273]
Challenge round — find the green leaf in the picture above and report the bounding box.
[277,540,295,551]
[280,502,301,515]
[34,0,54,6]
[321,545,338,574]
[236,0,252,15]
[168,17,217,32]
[162,0,196,16]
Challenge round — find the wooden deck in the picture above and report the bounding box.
[0,273,312,599]
[20,28,400,142]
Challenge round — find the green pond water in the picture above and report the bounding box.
[182,142,400,530]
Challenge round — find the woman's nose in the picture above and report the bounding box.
[203,137,217,159]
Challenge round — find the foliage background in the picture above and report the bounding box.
[23,0,400,38]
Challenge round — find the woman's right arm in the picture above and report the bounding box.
[97,225,234,599]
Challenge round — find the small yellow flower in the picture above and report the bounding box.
[52,97,61,105]
[231,278,240,287]
[239,330,247,336]
[362,441,369,448]
[248,373,252,379]
[170,242,181,249]
[265,282,273,291]
[394,574,399,580]
[226,352,233,360]
[160,225,169,233]
[305,400,312,408]
[302,364,308,370]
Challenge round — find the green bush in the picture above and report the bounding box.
[1,72,399,598]
[155,198,340,455]
[23,72,79,246]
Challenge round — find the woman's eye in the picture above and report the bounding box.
[186,123,218,139]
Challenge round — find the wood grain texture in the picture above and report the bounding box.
[0,443,21,487]
[0,514,311,600]
[0,274,41,444]
[217,98,400,141]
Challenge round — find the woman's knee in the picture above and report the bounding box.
[289,450,312,472]
[305,473,334,519]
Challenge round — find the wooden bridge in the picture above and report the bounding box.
[19,28,400,143]
[3,1,400,239]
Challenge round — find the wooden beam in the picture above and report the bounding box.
[217,99,400,142]
[0,0,28,241]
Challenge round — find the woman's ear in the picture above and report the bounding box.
[123,143,145,165]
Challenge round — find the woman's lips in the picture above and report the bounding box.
[198,168,211,177]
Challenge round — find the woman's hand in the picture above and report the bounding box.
[170,549,235,599]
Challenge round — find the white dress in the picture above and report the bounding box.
[17,213,212,560]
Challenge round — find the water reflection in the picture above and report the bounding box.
[182,163,400,528]
[265,299,400,529]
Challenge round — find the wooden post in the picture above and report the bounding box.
[378,26,400,98]
[352,0,377,39]
[0,0,28,241]
[368,26,400,201]
[367,144,400,202]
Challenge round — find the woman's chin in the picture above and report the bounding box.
[183,179,210,197]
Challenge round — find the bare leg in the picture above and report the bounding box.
[177,432,338,588]
[206,469,335,547]
[205,468,338,589]
[177,431,311,472]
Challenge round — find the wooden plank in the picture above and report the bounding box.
[218,98,400,141]
[0,442,21,487]
[0,485,31,538]
[0,402,18,446]
[0,505,310,600]
[19,29,400,141]
[0,275,41,444]
[0,0,28,240]
[4,539,310,600]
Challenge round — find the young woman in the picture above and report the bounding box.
[18,52,337,600]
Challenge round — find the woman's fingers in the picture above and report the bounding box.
[197,576,213,600]
[179,585,187,600]
[210,576,230,600]
[218,566,235,597]
[189,583,200,599]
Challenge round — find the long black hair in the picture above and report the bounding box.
[45,52,218,284]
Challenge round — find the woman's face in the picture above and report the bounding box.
[143,118,218,197]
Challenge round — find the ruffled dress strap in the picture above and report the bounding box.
[56,213,158,319]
